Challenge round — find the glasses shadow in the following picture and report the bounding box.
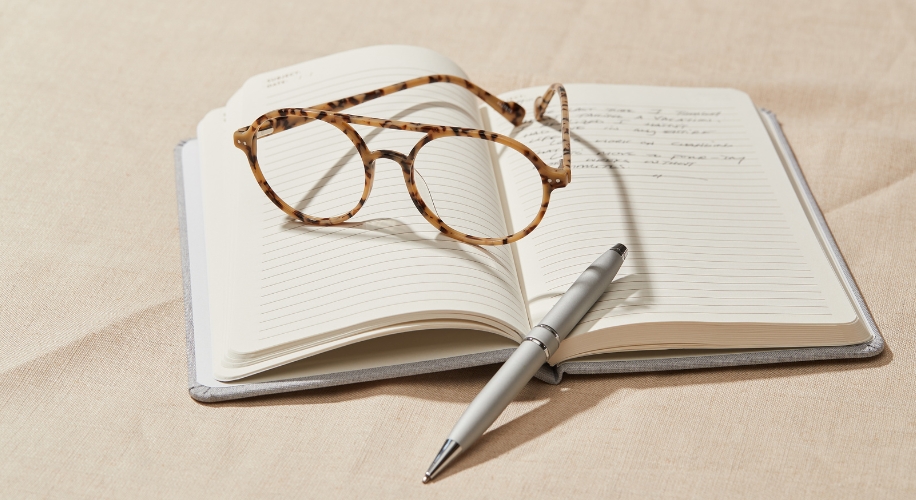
[276,216,518,280]
[289,100,479,214]
[273,99,516,275]
[506,115,655,311]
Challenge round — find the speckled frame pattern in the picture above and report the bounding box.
[233,75,571,245]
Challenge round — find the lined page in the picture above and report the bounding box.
[484,84,857,342]
[210,46,527,372]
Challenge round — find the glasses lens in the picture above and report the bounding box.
[255,119,366,220]
[413,135,543,240]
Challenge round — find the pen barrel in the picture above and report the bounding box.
[539,247,626,341]
[448,340,546,447]
[426,245,627,482]
[448,246,627,448]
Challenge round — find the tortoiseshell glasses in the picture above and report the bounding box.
[233,75,570,245]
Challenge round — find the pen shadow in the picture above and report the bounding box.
[524,272,643,305]
[211,343,891,479]
[435,345,892,481]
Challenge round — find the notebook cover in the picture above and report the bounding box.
[176,110,883,402]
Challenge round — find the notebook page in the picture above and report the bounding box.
[484,84,858,341]
[216,46,528,367]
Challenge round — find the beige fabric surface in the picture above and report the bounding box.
[1,1,914,498]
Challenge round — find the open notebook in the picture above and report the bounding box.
[177,45,882,402]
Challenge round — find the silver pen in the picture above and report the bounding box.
[422,244,628,483]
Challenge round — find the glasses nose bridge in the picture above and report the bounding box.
[369,149,412,175]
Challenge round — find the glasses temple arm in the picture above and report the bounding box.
[533,84,571,174]
[307,75,527,127]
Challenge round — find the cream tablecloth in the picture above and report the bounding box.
[1,1,914,498]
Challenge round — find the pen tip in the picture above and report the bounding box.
[423,439,462,484]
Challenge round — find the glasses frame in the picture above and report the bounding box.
[233,74,570,245]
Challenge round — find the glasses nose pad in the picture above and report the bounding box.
[413,168,439,214]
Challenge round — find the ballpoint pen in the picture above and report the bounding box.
[422,244,628,483]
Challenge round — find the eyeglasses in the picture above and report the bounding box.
[233,75,570,245]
